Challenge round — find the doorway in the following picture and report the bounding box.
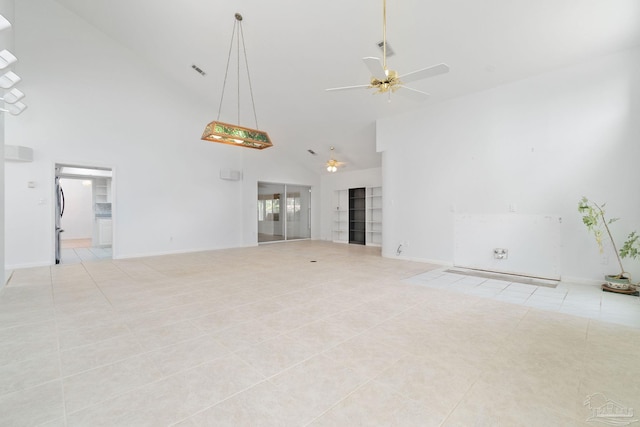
[257,182,311,243]
[55,164,113,264]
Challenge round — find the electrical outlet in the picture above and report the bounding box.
[494,248,508,259]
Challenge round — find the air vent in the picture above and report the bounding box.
[307,149,317,155]
[191,64,207,76]
[377,41,394,57]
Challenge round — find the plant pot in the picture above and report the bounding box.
[605,274,631,290]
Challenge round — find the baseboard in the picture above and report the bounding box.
[446,267,559,288]
[382,252,452,267]
[113,245,241,260]
[0,270,9,291]
[5,261,52,270]
[560,276,605,287]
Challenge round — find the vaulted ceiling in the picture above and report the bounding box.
[52,0,640,174]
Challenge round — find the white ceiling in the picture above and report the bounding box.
[52,0,640,174]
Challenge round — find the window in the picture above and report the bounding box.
[258,193,280,221]
[286,192,301,222]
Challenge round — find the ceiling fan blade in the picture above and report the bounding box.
[325,84,370,92]
[399,63,450,84]
[396,85,431,101]
[362,57,386,80]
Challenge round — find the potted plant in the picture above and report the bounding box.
[578,197,640,290]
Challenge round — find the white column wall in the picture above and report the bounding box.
[378,47,640,283]
[0,0,14,285]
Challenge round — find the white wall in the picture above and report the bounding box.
[320,167,382,241]
[0,0,15,286]
[378,47,640,283]
[59,178,93,240]
[241,147,320,247]
[0,113,4,286]
[4,0,321,268]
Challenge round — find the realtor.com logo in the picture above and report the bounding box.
[584,393,638,426]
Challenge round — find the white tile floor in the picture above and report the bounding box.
[60,247,112,264]
[405,269,640,328]
[1,241,639,426]
[59,239,112,264]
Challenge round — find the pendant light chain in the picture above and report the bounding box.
[382,0,387,70]
[236,21,240,124]
[215,16,260,129]
[201,13,272,150]
[239,22,260,130]
[216,19,238,121]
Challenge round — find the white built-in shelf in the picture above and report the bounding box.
[332,186,382,246]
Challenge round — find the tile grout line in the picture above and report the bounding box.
[438,302,533,426]
[171,293,424,425]
[56,262,400,422]
[8,242,640,425]
[50,265,68,427]
[297,296,445,427]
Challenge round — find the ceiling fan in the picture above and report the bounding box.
[326,147,345,172]
[326,0,449,100]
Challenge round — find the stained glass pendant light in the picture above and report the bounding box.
[201,13,273,150]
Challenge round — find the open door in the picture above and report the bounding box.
[55,164,113,264]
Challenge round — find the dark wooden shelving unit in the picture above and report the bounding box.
[349,187,366,245]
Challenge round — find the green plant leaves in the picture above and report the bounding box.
[620,231,640,260]
[578,196,638,275]
[579,197,606,253]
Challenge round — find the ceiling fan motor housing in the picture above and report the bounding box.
[370,69,401,93]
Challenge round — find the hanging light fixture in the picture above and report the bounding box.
[0,101,27,115]
[326,147,338,173]
[0,88,24,104]
[0,14,11,32]
[0,71,21,89]
[201,13,273,150]
[0,49,17,69]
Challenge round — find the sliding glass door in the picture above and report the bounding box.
[257,182,310,243]
[285,185,311,240]
[258,183,285,242]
